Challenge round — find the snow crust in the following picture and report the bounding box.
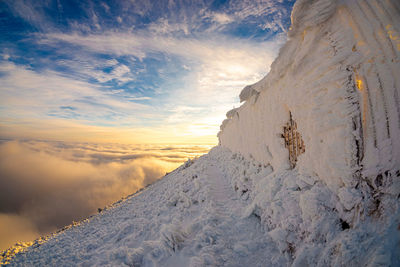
[219,0,400,194]
[8,147,400,266]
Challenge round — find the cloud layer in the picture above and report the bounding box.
[0,139,212,250]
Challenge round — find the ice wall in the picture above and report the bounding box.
[218,0,400,193]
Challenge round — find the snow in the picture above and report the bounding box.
[4,0,400,265]
[219,0,400,194]
[6,147,400,266]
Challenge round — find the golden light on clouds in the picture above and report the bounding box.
[0,140,213,251]
[0,118,218,145]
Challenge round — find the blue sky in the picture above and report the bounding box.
[0,0,294,144]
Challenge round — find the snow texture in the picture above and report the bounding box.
[6,0,400,266]
[7,147,400,266]
[219,0,400,194]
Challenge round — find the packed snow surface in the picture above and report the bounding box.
[6,0,400,265]
[8,147,400,266]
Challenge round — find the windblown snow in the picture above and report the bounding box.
[4,0,400,266]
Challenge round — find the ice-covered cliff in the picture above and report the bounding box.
[220,0,400,223]
[220,0,400,191]
[3,0,400,266]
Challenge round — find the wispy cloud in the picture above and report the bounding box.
[207,12,234,24]
[41,31,279,64]
[3,0,52,31]
[35,31,284,128]
[1,28,283,141]
[0,62,150,125]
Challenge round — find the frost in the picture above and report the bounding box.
[6,147,400,266]
[338,187,362,211]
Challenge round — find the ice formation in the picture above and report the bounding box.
[218,0,400,264]
[3,0,400,266]
[219,0,400,192]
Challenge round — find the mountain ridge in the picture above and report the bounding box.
[6,147,399,266]
[5,0,400,265]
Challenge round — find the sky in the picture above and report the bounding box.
[0,0,295,251]
[0,0,295,144]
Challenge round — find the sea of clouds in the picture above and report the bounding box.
[0,139,212,250]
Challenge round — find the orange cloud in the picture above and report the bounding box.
[0,214,39,251]
[0,118,218,145]
[0,140,212,250]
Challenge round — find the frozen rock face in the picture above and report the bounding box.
[219,0,400,195]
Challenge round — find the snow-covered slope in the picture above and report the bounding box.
[4,0,400,266]
[6,147,400,266]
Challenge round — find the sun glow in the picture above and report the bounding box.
[356,78,363,91]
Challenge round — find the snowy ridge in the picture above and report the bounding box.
[6,149,285,266]
[7,147,400,266]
